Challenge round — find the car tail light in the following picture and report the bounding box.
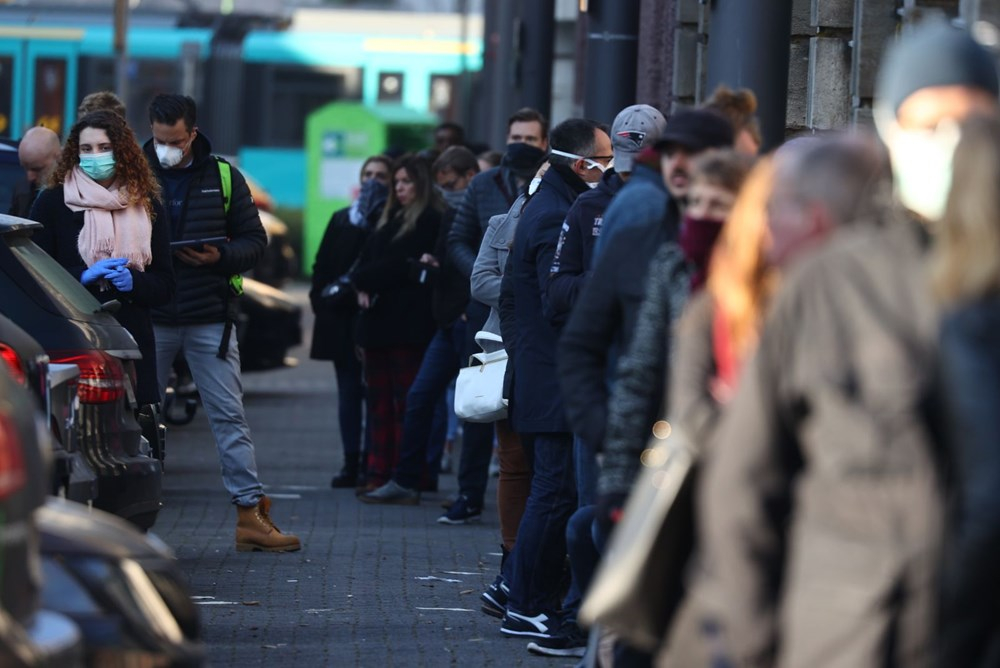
[0,413,27,499]
[49,350,125,404]
[0,343,26,386]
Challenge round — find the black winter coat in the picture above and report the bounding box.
[447,165,521,279]
[29,185,175,404]
[430,207,470,328]
[938,297,1000,668]
[352,206,441,350]
[142,134,266,325]
[8,178,37,219]
[557,197,681,451]
[508,165,589,434]
[308,207,369,363]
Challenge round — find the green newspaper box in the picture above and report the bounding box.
[304,102,437,274]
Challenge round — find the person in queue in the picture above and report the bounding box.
[698,21,998,666]
[310,155,392,489]
[351,155,442,495]
[145,93,300,553]
[30,110,174,407]
[10,126,61,218]
[359,146,483,505]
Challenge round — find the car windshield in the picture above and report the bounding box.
[6,235,106,318]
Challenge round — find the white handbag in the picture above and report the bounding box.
[454,331,508,423]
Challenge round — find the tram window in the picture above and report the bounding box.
[243,64,361,147]
[0,57,12,136]
[78,57,181,130]
[34,58,66,135]
[429,75,458,118]
[378,72,404,103]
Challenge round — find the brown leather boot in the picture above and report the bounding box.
[235,496,301,552]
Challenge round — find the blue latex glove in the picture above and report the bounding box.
[107,266,133,292]
[80,258,128,285]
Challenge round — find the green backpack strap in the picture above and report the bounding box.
[216,157,232,214]
[213,157,242,360]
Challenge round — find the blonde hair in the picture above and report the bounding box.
[932,115,1000,305]
[706,158,779,361]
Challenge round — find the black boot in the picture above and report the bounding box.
[330,464,358,489]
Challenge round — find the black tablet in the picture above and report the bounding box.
[170,236,227,249]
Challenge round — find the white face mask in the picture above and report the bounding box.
[876,109,960,222]
[155,143,185,169]
[550,149,610,174]
[585,181,600,189]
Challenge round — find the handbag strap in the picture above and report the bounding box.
[475,330,503,345]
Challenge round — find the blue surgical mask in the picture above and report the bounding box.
[79,151,116,181]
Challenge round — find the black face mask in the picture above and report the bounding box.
[503,142,548,179]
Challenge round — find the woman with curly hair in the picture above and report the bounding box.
[30,109,175,405]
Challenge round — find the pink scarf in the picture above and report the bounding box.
[64,166,151,271]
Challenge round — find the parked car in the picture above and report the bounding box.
[0,365,85,667]
[37,498,205,667]
[252,210,298,288]
[0,311,95,503]
[0,214,163,529]
[237,276,303,372]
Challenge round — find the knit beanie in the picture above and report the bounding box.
[877,19,999,116]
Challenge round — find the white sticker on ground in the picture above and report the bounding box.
[442,571,480,576]
[415,575,462,583]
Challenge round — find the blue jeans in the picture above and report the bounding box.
[155,322,263,507]
[333,354,365,472]
[562,504,599,619]
[455,301,496,508]
[507,432,577,615]
[574,434,598,507]
[394,324,466,490]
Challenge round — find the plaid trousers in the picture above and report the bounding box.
[362,346,425,486]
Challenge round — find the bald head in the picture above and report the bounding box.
[19,127,61,185]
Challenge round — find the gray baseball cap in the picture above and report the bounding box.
[611,104,668,173]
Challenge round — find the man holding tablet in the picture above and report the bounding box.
[144,93,301,553]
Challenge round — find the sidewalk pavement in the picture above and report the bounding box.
[152,284,572,667]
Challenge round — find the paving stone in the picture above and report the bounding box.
[154,285,567,667]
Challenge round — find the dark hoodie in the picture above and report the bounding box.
[142,133,266,325]
[545,168,624,328]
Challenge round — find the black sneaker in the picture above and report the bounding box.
[436,494,481,525]
[526,620,587,657]
[480,575,509,618]
[500,609,558,639]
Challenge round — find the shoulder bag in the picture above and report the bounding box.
[454,331,508,423]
